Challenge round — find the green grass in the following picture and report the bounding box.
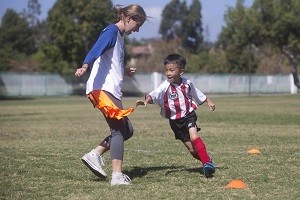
[0,95,299,200]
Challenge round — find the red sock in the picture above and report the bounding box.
[192,137,210,165]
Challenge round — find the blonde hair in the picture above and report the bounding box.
[114,4,147,24]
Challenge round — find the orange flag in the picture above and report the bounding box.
[88,90,134,120]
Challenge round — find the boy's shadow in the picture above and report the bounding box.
[123,165,228,180]
[92,165,228,181]
[123,165,184,179]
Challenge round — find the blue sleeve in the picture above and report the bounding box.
[83,25,118,65]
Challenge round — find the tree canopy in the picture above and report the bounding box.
[159,0,203,52]
[0,9,34,70]
[0,0,299,78]
[46,0,114,71]
[217,0,300,85]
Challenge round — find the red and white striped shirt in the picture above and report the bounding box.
[148,78,207,119]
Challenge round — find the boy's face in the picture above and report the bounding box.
[164,63,184,84]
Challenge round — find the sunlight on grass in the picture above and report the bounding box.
[0,95,299,199]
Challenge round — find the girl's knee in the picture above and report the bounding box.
[123,129,134,141]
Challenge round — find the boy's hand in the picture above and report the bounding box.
[136,100,147,107]
[208,102,215,111]
[206,98,215,111]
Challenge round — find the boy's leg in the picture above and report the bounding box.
[189,128,215,177]
[189,127,210,165]
[183,141,200,160]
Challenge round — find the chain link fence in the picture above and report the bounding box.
[0,72,298,98]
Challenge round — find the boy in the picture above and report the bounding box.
[136,54,216,178]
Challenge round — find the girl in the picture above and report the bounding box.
[75,4,147,186]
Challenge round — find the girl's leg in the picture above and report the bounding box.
[94,115,133,155]
[94,136,111,155]
[103,91,134,185]
[106,117,134,171]
[106,118,133,185]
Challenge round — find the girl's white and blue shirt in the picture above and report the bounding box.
[84,24,125,100]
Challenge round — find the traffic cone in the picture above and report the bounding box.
[225,179,247,189]
[247,148,261,154]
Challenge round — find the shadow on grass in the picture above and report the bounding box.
[91,177,108,182]
[86,165,229,181]
[124,166,185,179]
[0,96,35,100]
[1,112,43,117]
[185,166,228,178]
[125,165,229,179]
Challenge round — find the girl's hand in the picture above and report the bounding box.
[75,66,87,77]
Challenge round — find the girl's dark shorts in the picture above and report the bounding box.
[169,111,200,142]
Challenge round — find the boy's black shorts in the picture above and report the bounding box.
[169,111,200,142]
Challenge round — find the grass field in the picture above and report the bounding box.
[0,95,299,200]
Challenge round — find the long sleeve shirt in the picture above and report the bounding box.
[85,24,125,100]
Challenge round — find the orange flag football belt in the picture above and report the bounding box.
[87,90,134,120]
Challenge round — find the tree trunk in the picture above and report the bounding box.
[283,48,300,89]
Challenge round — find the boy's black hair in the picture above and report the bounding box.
[164,54,186,69]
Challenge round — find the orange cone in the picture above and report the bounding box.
[247,148,261,154]
[225,179,247,189]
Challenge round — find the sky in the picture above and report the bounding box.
[0,0,253,42]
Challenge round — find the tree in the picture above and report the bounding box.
[217,0,262,73]
[181,0,203,52]
[218,0,300,83]
[159,0,204,53]
[252,0,300,88]
[159,0,187,40]
[46,0,114,72]
[23,0,41,53]
[25,0,41,27]
[0,9,34,54]
[0,9,34,70]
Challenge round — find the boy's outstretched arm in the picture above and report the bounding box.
[136,94,153,107]
[206,98,216,111]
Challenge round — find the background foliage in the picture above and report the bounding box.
[0,0,299,82]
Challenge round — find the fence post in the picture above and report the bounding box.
[290,74,298,94]
[152,72,162,90]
